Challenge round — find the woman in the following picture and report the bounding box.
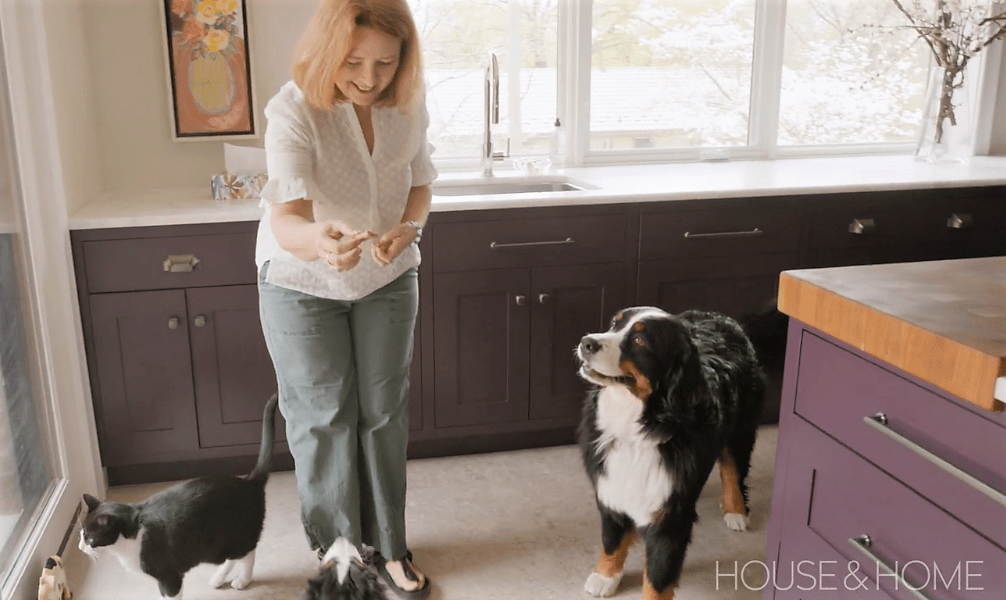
[255,1,435,597]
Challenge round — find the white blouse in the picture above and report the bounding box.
[255,80,438,300]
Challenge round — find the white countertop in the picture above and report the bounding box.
[68,154,1006,230]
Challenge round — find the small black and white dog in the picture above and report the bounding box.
[301,538,397,600]
[576,307,765,600]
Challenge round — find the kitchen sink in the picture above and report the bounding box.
[432,176,591,197]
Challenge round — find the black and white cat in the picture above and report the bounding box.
[78,393,278,599]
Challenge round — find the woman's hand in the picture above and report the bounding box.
[371,222,419,266]
[317,221,376,272]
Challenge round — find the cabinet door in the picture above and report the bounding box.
[187,285,283,448]
[89,290,199,465]
[433,269,530,427]
[637,253,792,320]
[529,263,626,421]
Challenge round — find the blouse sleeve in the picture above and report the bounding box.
[259,85,327,207]
[410,89,438,188]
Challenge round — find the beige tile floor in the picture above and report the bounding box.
[63,425,777,599]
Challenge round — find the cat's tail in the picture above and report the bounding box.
[247,393,279,482]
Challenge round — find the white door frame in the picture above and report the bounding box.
[0,0,104,597]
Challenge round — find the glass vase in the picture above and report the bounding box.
[915,66,971,164]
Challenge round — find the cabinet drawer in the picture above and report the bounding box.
[927,195,1006,250]
[82,233,257,293]
[432,213,627,273]
[793,330,1006,547]
[809,194,1005,253]
[788,418,1005,600]
[639,208,800,260]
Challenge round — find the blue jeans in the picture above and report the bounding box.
[258,263,418,560]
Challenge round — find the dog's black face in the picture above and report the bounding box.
[577,306,696,401]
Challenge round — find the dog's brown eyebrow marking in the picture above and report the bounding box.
[633,322,645,332]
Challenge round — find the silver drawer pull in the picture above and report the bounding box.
[682,228,763,239]
[865,413,1006,508]
[163,254,201,273]
[490,237,574,249]
[947,213,973,229]
[848,218,876,234]
[848,535,933,600]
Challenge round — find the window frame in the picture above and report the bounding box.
[0,1,105,597]
[550,0,1002,169]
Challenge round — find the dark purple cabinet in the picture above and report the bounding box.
[529,263,626,420]
[73,221,424,483]
[72,222,422,483]
[187,285,283,448]
[432,261,625,427]
[432,268,531,428]
[73,223,284,482]
[88,289,199,464]
[765,322,1006,600]
[415,205,634,456]
[71,186,1005,479]
[803,189,1006,269]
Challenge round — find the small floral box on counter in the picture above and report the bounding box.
[211,172,267,201]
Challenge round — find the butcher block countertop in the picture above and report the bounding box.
[778,256,1006,412]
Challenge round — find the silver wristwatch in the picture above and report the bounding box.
[403,220,423,243]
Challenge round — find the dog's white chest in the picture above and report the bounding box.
[594,388,675,527]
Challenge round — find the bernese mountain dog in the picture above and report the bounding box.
[576,307,765,600]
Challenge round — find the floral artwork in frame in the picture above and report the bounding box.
[161,0,257,141]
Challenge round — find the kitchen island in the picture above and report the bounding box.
[764,256,1006,600]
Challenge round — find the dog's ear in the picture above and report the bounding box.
[654,341,708,419]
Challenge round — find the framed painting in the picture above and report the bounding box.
[160,0,257,141]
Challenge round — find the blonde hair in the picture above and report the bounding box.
[293,0,422,113]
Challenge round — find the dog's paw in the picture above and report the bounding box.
[724,512,749,532]
[584,571,622,597]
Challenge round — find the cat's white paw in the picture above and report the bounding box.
[209,561,234,588]
[230,551,255,589]
[584,571,622,597]
[724,512,749,531]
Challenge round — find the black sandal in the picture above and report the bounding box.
[375,551,431,600]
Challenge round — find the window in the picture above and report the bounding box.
[0,10,101,596]
[413,0,983,168]
[778,0,928,147]
[589,0,757,152]
[0,36,55,586]
[410,0,558,162]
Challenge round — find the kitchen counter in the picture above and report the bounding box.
[68,154,1006,229]
[778,256,1006,412]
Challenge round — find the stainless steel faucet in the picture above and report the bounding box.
[482,52,507,176]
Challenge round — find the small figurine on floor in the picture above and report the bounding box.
[38,554,72,600]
